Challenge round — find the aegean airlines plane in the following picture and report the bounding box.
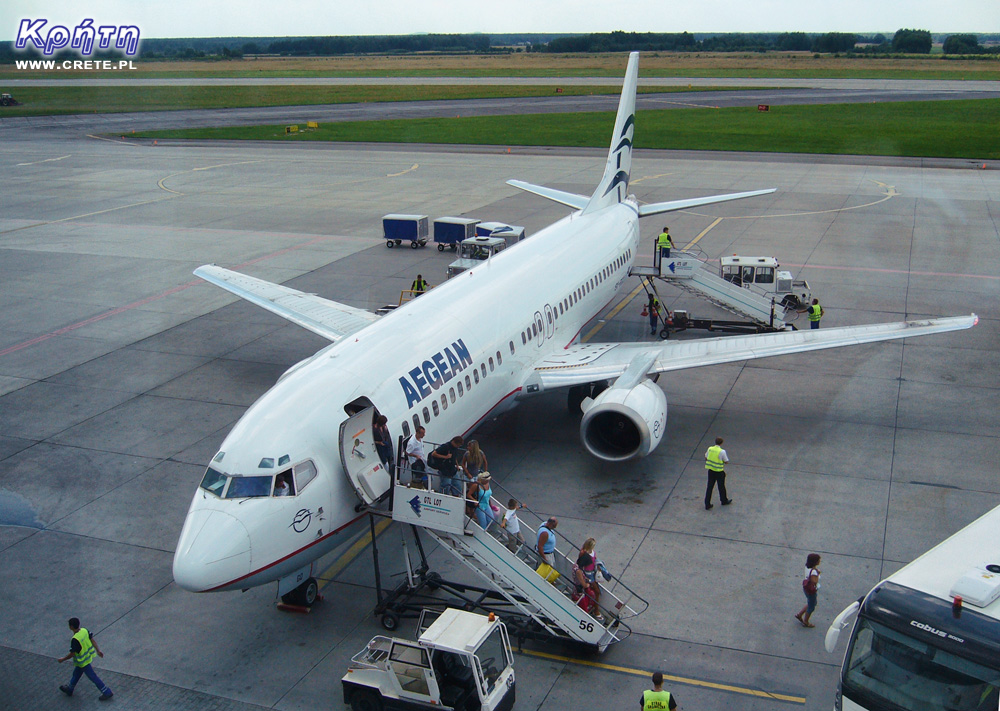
[172,52,976,605]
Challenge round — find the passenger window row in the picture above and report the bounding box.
[400,247,632,439]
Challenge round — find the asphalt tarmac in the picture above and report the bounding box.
[0,91,998,711]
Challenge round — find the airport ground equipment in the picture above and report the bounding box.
[343,424,647,653]
[824,503,1000,711]
[383,214,430,249]
[342,607,515,711]
[631,247,808,332]
[447,236,508,279]
[475,222,526,247]
[0,93,20,106]
[434,217,480,252]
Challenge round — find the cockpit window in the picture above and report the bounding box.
[294,460,317,492]
[224,476,272,499]
[200,467,228,497]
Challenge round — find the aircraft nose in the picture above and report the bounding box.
[173,508,251,592]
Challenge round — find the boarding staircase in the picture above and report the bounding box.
[631,248,787,329]
[389,471,646,652]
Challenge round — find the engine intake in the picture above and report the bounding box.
[580,378,667,461]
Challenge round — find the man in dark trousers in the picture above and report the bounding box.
[641,672,678,711]
[704,436,733,510]
[57,617,113,701]
[430,435,464,496]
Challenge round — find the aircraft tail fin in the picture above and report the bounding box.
[582,51,638,215]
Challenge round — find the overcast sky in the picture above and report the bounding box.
[4,0,997,41]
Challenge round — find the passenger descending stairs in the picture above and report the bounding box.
[390,480,646,652]
[632,250,787,329]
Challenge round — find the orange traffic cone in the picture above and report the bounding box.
[641,306,648,317]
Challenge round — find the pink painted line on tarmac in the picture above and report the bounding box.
[785,262,1000,281]
[0,236,334,358]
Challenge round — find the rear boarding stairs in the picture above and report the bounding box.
[631,247,790,331]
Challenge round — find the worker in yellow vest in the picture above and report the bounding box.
[657,227,674,260]
[411,274,430,295]
[806,298,823,329]
[641,672,678,711]
[57,617,113,700]
[705,436,733,510]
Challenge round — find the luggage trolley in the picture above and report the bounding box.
[433,217,479,252]
[383,214,429,249]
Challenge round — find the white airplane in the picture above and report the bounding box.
[172,52,976,606]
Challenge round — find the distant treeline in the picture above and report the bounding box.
[2,30,999,61]
[543,29,999,55]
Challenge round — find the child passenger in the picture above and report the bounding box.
[501,499,525,552]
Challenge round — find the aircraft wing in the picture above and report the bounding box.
[532,315,977,389]
[638,188,776,218]
[506,180,589,210]
[194,265,379,342]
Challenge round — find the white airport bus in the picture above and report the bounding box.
[825,505,1000,711]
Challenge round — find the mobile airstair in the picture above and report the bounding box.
[340,410,647,652]
[392,477,646,651]
[631,247,791,330]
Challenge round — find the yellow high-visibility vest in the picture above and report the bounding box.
[72,628,97,668]
[809,302,823,322]
[657,232,673,249]
[643,689,673,711]
[706,445,725,472]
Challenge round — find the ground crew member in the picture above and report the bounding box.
[805,298,823,329]
[57,618,113,701]
[641,672,678,711]
[705,436,732,510]
[411,274,429,295]
[657,227,674,261]
[648,294,661,335]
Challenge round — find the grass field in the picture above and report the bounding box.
[3,52,999,80]
[0,84,727,117]
[134,99,1000,160]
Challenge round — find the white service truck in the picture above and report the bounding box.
[719,255,812,310]
[342,609,515,711]
[446,236,508,279]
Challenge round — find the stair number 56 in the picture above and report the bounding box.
[579,620,594,633]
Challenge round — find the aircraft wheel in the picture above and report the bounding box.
[282,577,319,606]
[381,612,400,631]
[350,689,384,711]
[659,329,670,340]
[425,572,442,590]
[386,240,393,248]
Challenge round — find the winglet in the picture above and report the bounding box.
[582,51,638,215]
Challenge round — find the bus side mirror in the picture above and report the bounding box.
[825,601,861,653]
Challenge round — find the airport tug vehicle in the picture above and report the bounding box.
[343,608,515,711]
[446,236,508,278]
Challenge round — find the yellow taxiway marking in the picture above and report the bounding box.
[388,164,419,177]
[157,160,266,195]
[684,217,724,249]
[582,282,646,342]
[317,517,394,589]
[630,172,673,185]
[86,133,142,147]
[0,196,177,235]
[16,154,71,166]
[521,649,806,704]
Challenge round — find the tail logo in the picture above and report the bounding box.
[602,113,634,199]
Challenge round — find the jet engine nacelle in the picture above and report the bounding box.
[580,378,667,461]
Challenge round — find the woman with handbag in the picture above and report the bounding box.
[795,553,821,628]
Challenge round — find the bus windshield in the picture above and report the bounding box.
[843,618,1000,711]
